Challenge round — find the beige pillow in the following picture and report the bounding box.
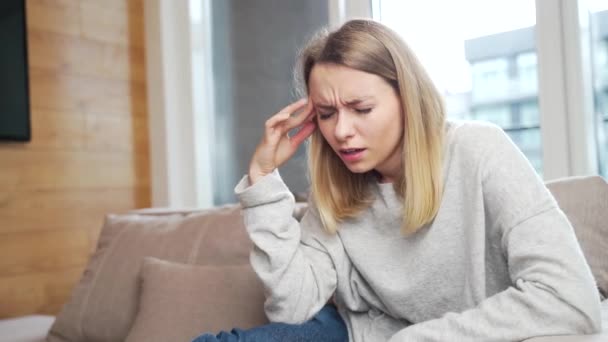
[125,257,268,342]
[46,204,253,342]
[546,175,608,299]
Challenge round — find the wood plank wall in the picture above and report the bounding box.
[0,0,150,318]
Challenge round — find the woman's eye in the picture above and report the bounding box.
[318,112,334,120]
[355,108,372,114]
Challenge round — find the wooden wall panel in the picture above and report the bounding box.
[0,187,150,233]
[27,30,146,82]
[28,68,147,115]
[79,1,145,47]
[0,0,150,318]
[0,268,84,317]
[2,150,149,189]
[26,1,81,37]
[0,229,91,277]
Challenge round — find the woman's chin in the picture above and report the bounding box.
[343,163,372,174]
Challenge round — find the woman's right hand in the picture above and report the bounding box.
[248,98,317,185]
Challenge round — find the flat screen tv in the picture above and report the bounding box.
[0,0,30,141]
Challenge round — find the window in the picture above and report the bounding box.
[373,0,542,174]
[584,0,608,176]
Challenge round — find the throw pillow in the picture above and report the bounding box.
[125,257,268,342]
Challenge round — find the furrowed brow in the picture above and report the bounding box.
[316,104,335,110]
[314,96,373,110]
[345,97,373,106]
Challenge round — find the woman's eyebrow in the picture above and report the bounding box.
[346,96,375,107]
[316,104,335,110]
[314,97,373,109]
[344,99,366,106]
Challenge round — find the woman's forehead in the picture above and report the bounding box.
[309,65,387,104]
[309,64,382,86]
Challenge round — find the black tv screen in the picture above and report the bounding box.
[0,0,30,141]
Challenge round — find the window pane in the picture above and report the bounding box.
[583,0,608,177]
[203,1,328,204]
[374,0,542,175]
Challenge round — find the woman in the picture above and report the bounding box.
[193,19,601,342]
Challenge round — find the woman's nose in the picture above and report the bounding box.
[334,111,355,141]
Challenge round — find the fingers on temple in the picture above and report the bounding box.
[289,120,317,146]
[265,98,313,133]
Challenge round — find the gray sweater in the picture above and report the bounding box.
[234,121,602,341]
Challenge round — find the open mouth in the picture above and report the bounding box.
[340,148,366,155]
[339,148,366,162]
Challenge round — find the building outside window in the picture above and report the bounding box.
[375,0,608,177]
[465,26,541,174]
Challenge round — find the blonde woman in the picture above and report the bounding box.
[193,19,601,342]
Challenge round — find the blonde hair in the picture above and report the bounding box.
[295,19,445,235]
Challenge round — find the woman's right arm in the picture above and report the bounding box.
[235,171,338,324]
[234,98,337,323]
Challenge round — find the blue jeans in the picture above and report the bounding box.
[191,304,348,342]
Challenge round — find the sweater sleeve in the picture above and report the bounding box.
[388,125,602,342]
[235,170,338,324]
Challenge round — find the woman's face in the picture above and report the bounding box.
[309,63,404,183]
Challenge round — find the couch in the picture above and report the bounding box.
[0,175,606,342]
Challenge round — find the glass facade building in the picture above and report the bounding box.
[463,27,543,173]
[459,10,608,176]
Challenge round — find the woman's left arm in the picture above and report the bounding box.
[389,124,602,342]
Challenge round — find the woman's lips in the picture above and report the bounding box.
[339,148,366,162]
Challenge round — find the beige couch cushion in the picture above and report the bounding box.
[546,176,608,299]
[124,257,267,342]
[46,204,252,342]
